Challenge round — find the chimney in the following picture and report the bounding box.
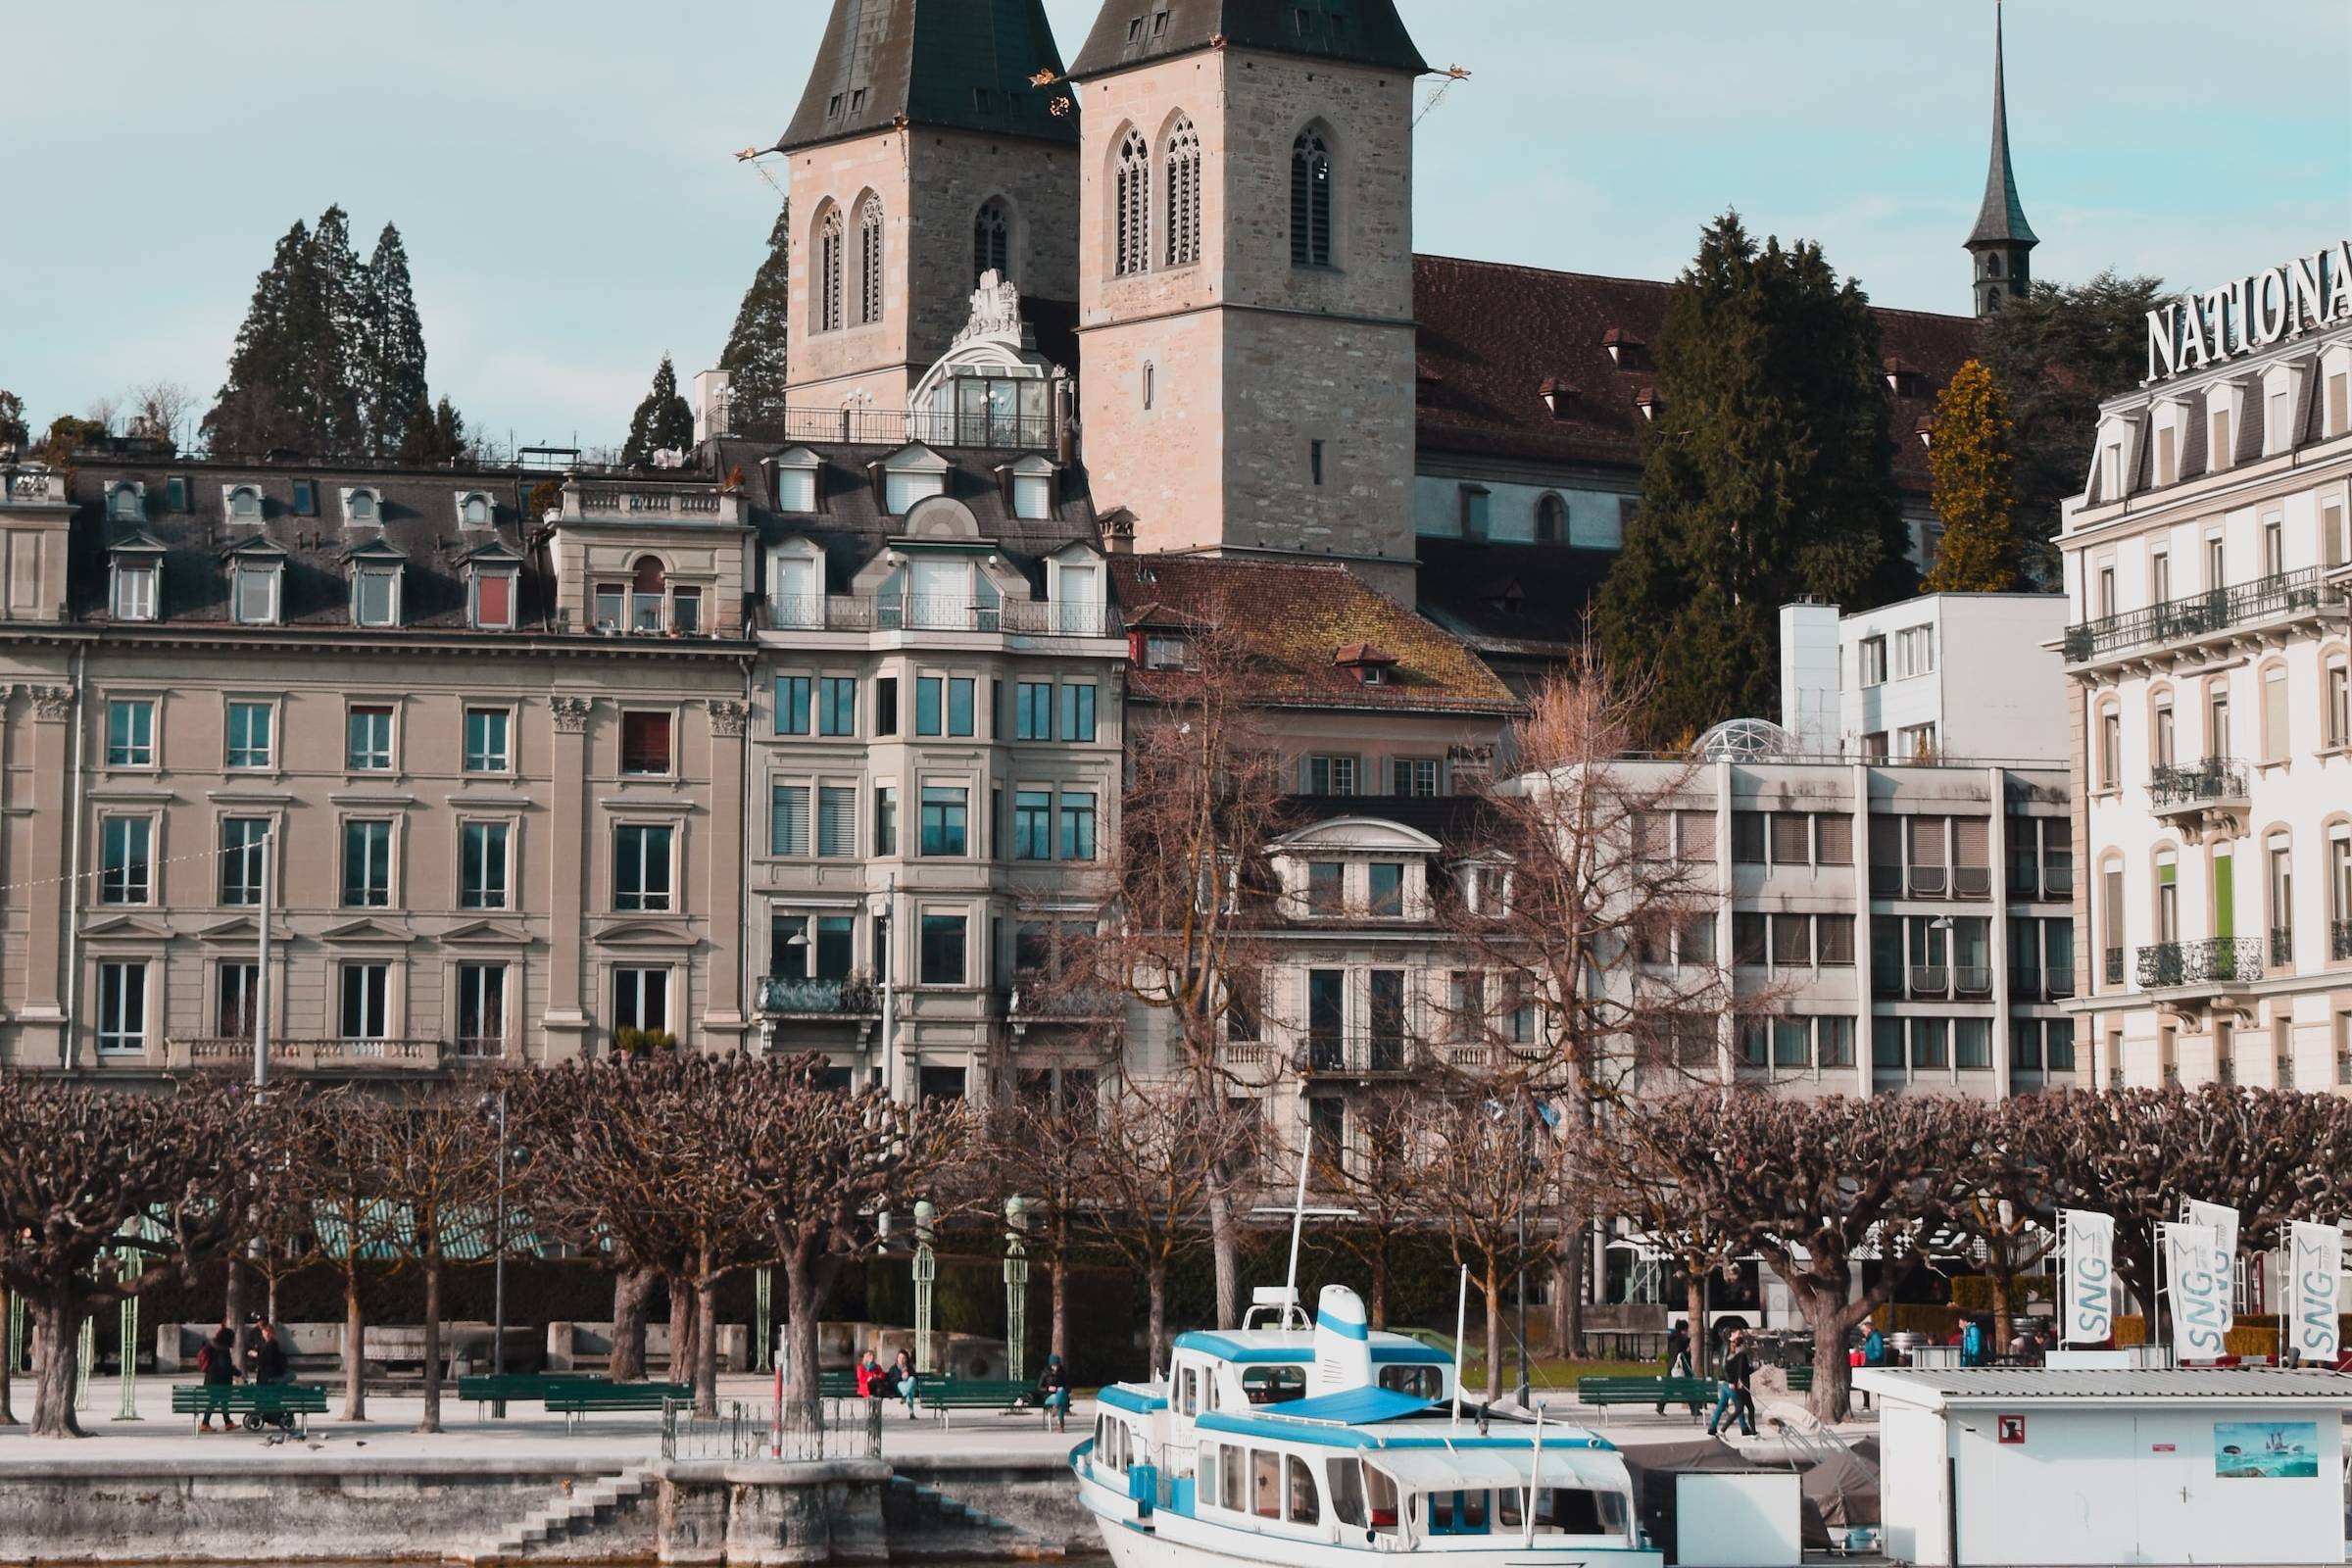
[1779,600,1842,756]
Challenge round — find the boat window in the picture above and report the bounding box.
[1364,1464,1400,1532]
[1093,1414,1109,1464]
[1220,1444,1245,1513]
[1241,1364,1306,1404]
[1498,1487,1522,1529]
[1198,1444,1218,1508]
[1377,1364,1443,1398]
[1327,1457,1367,1528]
[1459,1489,1490,1533]
[1251,1449,1281,1519]
[1428,1491,1453,1533]
[1286,1455,1319,1525]
[1180,1366,1199,1415]
[1537,1487,1624,1537]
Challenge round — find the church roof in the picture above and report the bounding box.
[1071,0,1428,80]
[1965,3,2037,249]
[776,0,1078,155]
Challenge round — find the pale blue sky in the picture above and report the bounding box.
[4,1,2346,451]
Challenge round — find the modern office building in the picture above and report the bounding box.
[1780,592,2072,763]
[2059,248,2352,1093]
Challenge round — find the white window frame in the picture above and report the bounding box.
[612,965,670,1039]
[338,961,392,1041]
[96,960,148,1054]
[470,566,518,630]
[232,561,282,625]
[352,564,403,628]
[105,696,156,768]
[456,962,508,1056]
[111,559,158,621]
[345,704,396,772]
[224,698,275,770]
[340,486,383,525]
[454,490,495,529]
[341,817,396,908]
[459,818,513,910]
[99,814,154,906]
[773,451,822,514]
[220,484,264,521]
[464,705,514,773]
[612,821,677,912]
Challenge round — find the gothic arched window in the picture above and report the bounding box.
[1291,128,1332,268]
[973,198,1010,285]
[816,207,845,333]
[1164,117,1200,268]
[1114,128,1151,277]
[858,198,885,325]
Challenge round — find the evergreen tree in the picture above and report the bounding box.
[1921,360,2021,593]
[716,207,791,433]
[0,390,26,450]
[359,223,429,456]
[201,220,310,455]
[1595,213,1910,745]
[399,395,469,464]
[620,355,694,466]
[201,207,368,458]
[1981,270,2165,573]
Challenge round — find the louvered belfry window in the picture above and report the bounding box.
[1115,129,1151,276]
[858,199,885,325]
[1164,117,1200,267]
[817,207,845,332]
[1291,128,1332,267]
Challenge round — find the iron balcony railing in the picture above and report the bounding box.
[1006,980,1123,1020]
[764,594,1114,638]
[2136,937,2266,990]
[2270,927,2293,968]
[1953,963,1993,996]
[763,405,1059,452]
[2332,920,2352,962]
[2149,757,2250,810]
[1909,964,1949,996]
[2064,567,2322,662]
[2103,947,2125,987]
[757,975,880,1015]
[1296,1034,1422,1077]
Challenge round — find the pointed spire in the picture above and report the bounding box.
[1967,1,2037,249]
[776,0,1077,155]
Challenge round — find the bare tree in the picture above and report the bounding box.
[985,1068,1108,1364]
[1081,1078,1243,1377]
[295,1086,401,1420]
[126,381,195,447]
[1408,1092,1559,1402]
[1307,1088,1424,1331]
[0,1079,262,1437]
[1576,1107,1745,1378]
[368,1089,496,1434]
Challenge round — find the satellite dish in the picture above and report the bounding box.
[1692,717,1798,761]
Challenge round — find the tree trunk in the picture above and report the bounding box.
[669,1275,701,1392]
[1808,1306,1854,1424]
[27,1284,84,1439]
[778,1246,830,1431]
[1989,1266,2016,1356]
[0,1284,15,1427]
[340,1267,368,1421]
[1483,1272,1503,1403]
[1049,1241,1068,1363]
[223,1261,249,1364]
[416,1253,443,1435]
[693,1269,720,1418]
[611,1268,653,1382]
[1205,1178,1241,1330]
[1369,1240,1390,1332]
[1147,1258,1168,1379]
[1687,1274,1709,1376]
[1558,1204,1589,1359]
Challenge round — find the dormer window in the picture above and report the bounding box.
[472,565,516,630]
[1601,328,1644,368]
[1634,388,1660,421]
[1885,359,1927,397]
[348,542,405,629]
[878,445,949,515]
[1335,642,1398,687]
[1006,456,1055,520]
[291,478,318,516]
[165,476,190,513]
[455,490,494,528]
[341,487,381,525]
[1538,377,1574,419]
[223,485,262,521]
[771,448,822,514]
[231,559,281,624]
[110,546,161,621]
[1142,632,1194,670]
[106,483,143,522]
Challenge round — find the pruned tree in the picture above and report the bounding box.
[368,1088,496,1434]
[985,1068,1107,1364]
[1407,1092,1558,1402]
[0,1079,262,1437]
[294,1085,403,1420]
[1621,1090,1991,1420]
[1306,1088,1423,1332]
[1577,1108,1744,1377]
[1081,1078,1234,1377]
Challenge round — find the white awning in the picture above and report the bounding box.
[1365,1446,1624,1494]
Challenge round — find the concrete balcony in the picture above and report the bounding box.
[756,975,881,1016]
[765,405,1057,452]
[2147,757,2251,841]
[563,482,742,526]
[167,1036,449,1073]
[764,594,1115,638]
[2135,937,2266,994]
[2063,568,2323,670]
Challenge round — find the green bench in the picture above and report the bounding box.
[916,1378,1043,1426]
[455,1372,600,1416]
[543,1381,693,1430]
[172,1383,328,1435]
[1781,1365,1814,1393]
[1574,1375,1720,1424]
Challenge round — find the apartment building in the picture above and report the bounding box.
[1781,592,2071,763]
[2061,258,2352,1092]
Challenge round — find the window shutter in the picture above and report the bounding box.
[773,785,809,857]
[1677,810,1716,861]
[1771,812,1811,865]
[2262,668,2289,761]
[1814,814,1853,864]
[818,786,852,858]
[1954,817,1988,868]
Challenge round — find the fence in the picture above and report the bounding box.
[658,1397,882,1462]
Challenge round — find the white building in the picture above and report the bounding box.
[1782,593,2072,764]
[2060,247,2352,1094]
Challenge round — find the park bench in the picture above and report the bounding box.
[543,1380,693,1431]
[1574,1375,1719,1424]
[1783,1365,1814,1393]
[456,1372,599,1417]
[916,1377,1045,1426]
[171,1382,328,1436]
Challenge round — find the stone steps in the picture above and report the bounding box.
[459,1469,647,1563]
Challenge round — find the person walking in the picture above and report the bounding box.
[1706,1331,1756,1439]
[1655,1323,1698,1417]
[891,1348,920,1419]
[1035,1353,1071,1433]
[249,1320,294,1432]
[195,1324,237,1434]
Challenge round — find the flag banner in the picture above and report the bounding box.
[2167,1223,2230,1362]
[2286,1222,2341,1364]
[2061,1208,2115,1345]
[2184,1199,2240,1262]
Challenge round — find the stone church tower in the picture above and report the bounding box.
[1963,2,2036,318]
[1068,0,1428,602]
[776,0,1080,411]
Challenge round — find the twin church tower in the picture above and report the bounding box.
[772,0,1428,597]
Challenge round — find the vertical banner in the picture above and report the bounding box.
[2167,1223,2230,1362]
[2061,1209,2115,1345]
[2286,1222,2342,1364]
[2183,1199,2240,1264]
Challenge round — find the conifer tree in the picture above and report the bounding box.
[359,223,429,456]
[398,395,468,464]
[0,390,26,450]
[1595,213,1909,745]
[620,355,694,466]
[202,206,368,457]
[1921,359,2021,593]
[202,220,309,455]
[717,207,791,433]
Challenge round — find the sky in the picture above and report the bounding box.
[3,1,2346,453]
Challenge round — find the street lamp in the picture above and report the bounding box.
[1004,1196,1029,1386]
[870,876,898,1101]
[477,1089,510,1413]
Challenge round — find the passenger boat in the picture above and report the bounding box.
[1071,1282,1663,1565]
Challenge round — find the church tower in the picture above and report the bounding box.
[776,0,1079,412]
[1069,0,1428,602]
[1964,2,2037,318]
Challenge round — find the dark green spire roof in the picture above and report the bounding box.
[1966,2,2037,250]
[1070,0,1428,79]
[776,0,1078,155]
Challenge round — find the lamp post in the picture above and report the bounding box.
[478,1088,510,1414]
[254,829,270,1089]
[1004,1196,1030,1386]
[912,1199,937,1375]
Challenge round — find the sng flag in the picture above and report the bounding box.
[2183,1199,2240,1262]
[2287,1221,2342,1364]
[2166,1223,2231,1362]
[2061,1209,2115,1344]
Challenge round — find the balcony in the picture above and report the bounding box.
[764,594,1115,639]
[2064,567,2323,666]
[1006,980,1123,1033]
[1909,964,1948,996]
[167,1036,448,1073]
[572,485,729,520]
[1296,1034,1420,1078]
[757,975,880,1016]
[2011,965,2075,1002]
[762,404,1057,452]
[2147,757,2250,841]
[2135,937,2266,992]
[1953,963,1993,997]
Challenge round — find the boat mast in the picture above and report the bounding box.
[1281,1123,1313,1329]
[1450,1263,1468,1433]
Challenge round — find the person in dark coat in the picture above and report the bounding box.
[1706,1331,1757,1438]
[195,1324,237,1434]
[248,1320,296,1432]
[891,1348,920,1418]
[1656,1323,1699,1416]
[1035,1353,1071,1432]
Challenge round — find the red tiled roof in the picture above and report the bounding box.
[1412,254,1979,495]
[1109,555,1520,715]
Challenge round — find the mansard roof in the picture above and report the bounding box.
[777,0,1079,154]
[1070,0,1428,79]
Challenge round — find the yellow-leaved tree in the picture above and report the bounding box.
[1922,358,2022,592]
